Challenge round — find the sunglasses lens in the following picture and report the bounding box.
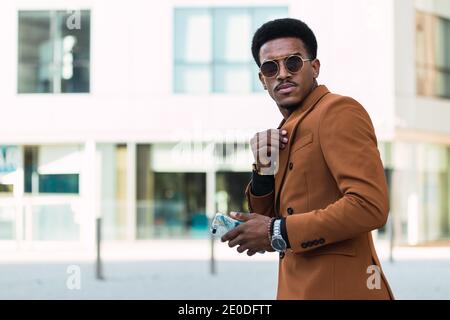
[260,61,278,77]
[285,56,303,73]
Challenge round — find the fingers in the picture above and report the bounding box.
[230,211,251,222]
[228,235,244,248]
[237,244,249,253]
[250,129,288,152]
[251,143,280,164]
[255,146,280,161]
[221,212,254,242]
[279,129,288,148]
[219,213,262,255]
[251,129,288,145]
[221,225,242,242]
[251,134,283,148]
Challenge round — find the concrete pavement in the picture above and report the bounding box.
[1,239,449,299]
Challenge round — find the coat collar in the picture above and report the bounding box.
[273,84,330,216]
[276,85,330,130]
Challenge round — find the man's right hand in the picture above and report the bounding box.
[250,129,288,175]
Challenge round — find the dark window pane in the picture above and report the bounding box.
[38,174,79,194]
[150,172,206,238]
[216,171,252,213]
[0,185,13,193]
[24,146,38,193]
[17,10,90,93]
[59,10,91,93]
[18,11,52,93]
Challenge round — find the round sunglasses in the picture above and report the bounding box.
[260,54,312,78]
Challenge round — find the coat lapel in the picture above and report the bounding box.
[274,85,330,217]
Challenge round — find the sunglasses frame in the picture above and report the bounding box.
[260,54,312,78]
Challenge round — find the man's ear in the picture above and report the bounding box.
[258,71,267,90]
[311,59,321,79]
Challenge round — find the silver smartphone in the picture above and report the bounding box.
[210,212,243,238]
[210,212,265,254]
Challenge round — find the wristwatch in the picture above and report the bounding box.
[271,219,287,252]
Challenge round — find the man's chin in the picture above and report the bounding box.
[277,97,302,110]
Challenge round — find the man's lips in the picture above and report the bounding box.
[276,82,297,93]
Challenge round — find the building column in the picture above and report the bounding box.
[80,140,99,249]
[126,142,137,241]
[206,166,216,220]
[14,146,25,248]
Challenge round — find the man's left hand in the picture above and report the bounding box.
[221,212,274,256]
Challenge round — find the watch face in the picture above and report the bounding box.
[271,237,287,251]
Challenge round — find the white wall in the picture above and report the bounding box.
[0,0,397,145]
[395,0,450,139]
[291,0,396,141]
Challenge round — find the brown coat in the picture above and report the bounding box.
[245,85,394,300]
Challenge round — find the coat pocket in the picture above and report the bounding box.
[303,239,356,257]
[291,131,313,153]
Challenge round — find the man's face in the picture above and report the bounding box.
[258,37,320,110]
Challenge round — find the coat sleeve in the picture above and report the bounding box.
[285,97,389,253]
[245,181,276,218]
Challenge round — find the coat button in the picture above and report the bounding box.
[307,241,313,247]
[319,238,325,244]
[313,240,319,246]
[289,162,293,170]
[301,242,308,249]
[287,207,294,215]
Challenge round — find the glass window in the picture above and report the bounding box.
[153,172,206,238]
[18,10,90,93]
[174,7,288,94]
[24,146,79,194]
[136,144,209,239]
[38,174,79,194]
[213,64,253,94]
[392,142,450,244]
[216,171,251,214]
[416,11,450,99]
[174,8,212,94]
[447,147,450,237]
[32,203,79,241]
[0,206,15,240]
[0,184,13,193]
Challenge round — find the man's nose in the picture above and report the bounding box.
[276,61,292,81]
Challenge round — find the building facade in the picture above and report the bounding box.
[0,0,449,250]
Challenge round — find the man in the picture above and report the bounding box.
[221,18,394,300]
